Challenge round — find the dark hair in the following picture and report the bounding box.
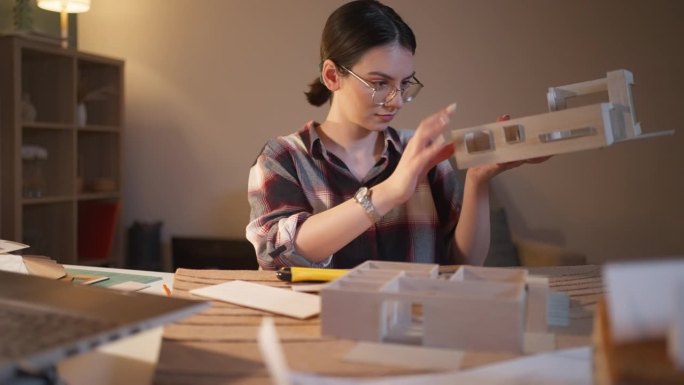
[304,0,417,106]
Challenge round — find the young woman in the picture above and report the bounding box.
[246,0,539,270]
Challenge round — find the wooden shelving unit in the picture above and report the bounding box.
[0,36,124,266]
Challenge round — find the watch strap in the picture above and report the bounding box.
[354,187,381,223]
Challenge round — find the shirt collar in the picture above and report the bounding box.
[304,121,402,159]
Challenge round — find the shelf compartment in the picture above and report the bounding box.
[77,59,122,127]
[22,201,76,264]
[21,48,74,125]
[77,131,120,194]
[22,128,76,198]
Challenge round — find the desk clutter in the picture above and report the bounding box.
[0,239,160,291]
[155,264,602,384]
[159,260,684,384]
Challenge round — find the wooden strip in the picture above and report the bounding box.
[176,314,319,326]
[175,268,276,281]
[163,324,322,341]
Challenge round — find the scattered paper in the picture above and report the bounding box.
[258,317,292,385]
[0,254,29,274]
[191,280,320,319]
[22,255,66,279]
[109,281,150,292]
[290,347,590,385]
[0,239,30,254]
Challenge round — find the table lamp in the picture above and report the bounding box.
[36,0,90,48]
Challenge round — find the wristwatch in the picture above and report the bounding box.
[354,186,381,223]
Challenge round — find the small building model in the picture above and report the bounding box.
[320,261,552,353]
[444,69,672,169]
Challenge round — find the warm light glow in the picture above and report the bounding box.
[37,0,91,14]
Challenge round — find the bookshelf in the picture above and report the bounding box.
[0,36,124,266]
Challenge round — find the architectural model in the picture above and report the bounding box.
[320,261,553,353]
[444,69,672,169]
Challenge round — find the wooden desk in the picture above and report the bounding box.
[154,265,603,385]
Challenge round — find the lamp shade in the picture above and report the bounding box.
[37,0,91,13]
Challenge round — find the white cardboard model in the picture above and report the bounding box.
[320,261,553,353]
[444,69,673,169]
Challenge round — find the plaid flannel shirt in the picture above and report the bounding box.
[246,121,462,270]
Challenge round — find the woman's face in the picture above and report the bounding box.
[336,43,416,132]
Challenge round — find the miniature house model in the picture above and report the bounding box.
[320,261,552,353]
[445,69,672,169]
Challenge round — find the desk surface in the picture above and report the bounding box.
[153,265,603,385]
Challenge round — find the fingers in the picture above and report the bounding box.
[397,103,458,181]
[421,103,457,154]
[415,102,458,143]
[439,102,458,126]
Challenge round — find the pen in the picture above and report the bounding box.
[276,267,348,282]
[162,283,172,297]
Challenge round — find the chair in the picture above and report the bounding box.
[171,237,259,270]
[484,207,587,267]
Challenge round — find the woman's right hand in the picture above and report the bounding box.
[382,103,457,206]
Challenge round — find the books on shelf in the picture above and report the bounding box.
[77,201,120,262]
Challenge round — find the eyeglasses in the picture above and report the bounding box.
[340,65,423,107]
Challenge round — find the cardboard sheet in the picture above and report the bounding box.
[191,280,321,319]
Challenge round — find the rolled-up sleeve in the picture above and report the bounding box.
[246,140,332,270]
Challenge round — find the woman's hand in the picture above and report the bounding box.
[383,103,457,205]
[466,114,551,186]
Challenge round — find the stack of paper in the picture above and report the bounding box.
[0,240,30,274]
[0,239,66,279]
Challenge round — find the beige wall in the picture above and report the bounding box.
[79,0,683,265]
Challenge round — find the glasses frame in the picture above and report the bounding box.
[339,65,423,107]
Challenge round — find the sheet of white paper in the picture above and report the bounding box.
[258,317,292,385]
[0,239,30,254]
[190,280,320,319]
[604,258,684,343]
[109,281,150,292]
[344,342,463,370]
[290,347,591,385]
[0,254,28,274]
